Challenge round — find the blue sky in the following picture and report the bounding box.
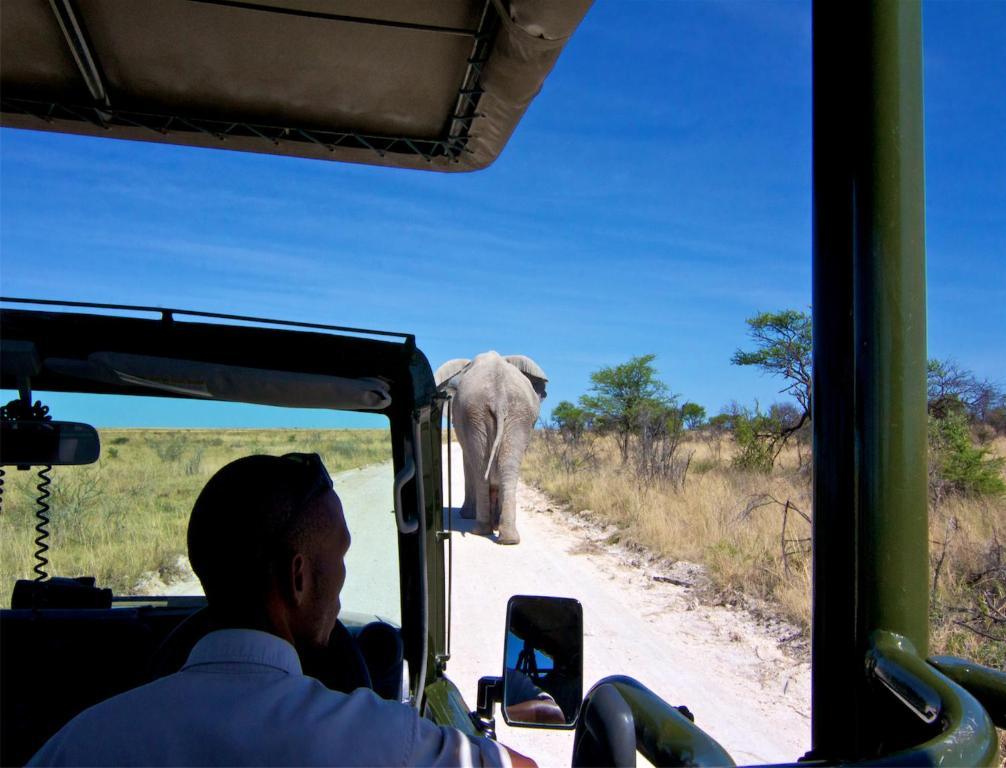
[1,1,1003,428]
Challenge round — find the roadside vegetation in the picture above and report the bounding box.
[0,428,390,604]
[526,311,1005,670]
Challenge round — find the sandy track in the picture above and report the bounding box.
[442,443,811,766]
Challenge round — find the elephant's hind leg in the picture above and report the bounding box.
[471,478,493,537]
[495,430,528,546]
[459,450,478,520]
[490,486,501,530]
[496,482,520,545]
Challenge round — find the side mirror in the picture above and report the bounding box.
[0,420,101,467]
[502,595,583,729]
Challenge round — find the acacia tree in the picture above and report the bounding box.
[927,358,1003,425]
[681,402,706,430]
[579,354,672,463]
[551,400,591,441]
[731,310,812,446]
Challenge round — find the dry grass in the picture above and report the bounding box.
[0,428,390,603]
[929,435,1006,668]
[525,431,1005,670]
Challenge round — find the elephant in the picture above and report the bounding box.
[434,352,548,545]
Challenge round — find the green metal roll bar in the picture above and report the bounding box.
[863,632,999,766]
[582,641,1001,766]
[928,657,1006,730]
[577,676,736,767]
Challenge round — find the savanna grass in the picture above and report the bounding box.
[525,432,1005,670]
[0,428,390,604]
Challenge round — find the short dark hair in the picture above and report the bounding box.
[187,454,332,607]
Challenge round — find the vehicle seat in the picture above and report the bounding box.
[356,621,405,701]
[0,608,156,766]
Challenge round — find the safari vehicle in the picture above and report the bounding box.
[1,1,1004,766]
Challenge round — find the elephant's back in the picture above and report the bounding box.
[456,358,536,408]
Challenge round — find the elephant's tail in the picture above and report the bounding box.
[484,402,506,481]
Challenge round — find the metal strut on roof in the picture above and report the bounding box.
[0,97,470,162]
[47,0,109,107]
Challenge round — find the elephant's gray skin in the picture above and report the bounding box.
[435,352,547,545]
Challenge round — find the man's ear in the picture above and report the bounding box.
[289,552,307,605]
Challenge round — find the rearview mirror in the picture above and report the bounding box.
[502,595,582,729]
[0,420,101,467]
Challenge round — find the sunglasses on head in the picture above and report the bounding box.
[281,452,334,509]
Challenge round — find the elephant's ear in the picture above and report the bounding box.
[434,358,471,389]
[504,355,548,400]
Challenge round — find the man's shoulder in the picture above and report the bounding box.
[27,676,178,765]
[299,680,416,727]
[30,668,505,767]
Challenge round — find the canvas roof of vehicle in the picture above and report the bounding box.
[0,0,591,172]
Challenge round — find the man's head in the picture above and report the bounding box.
[187,453,350,649]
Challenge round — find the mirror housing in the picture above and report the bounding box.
[0,420,101,467]
[501,595,583,729]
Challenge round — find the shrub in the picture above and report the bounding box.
[731,409,776,473]
[633,401,692,490]
[152,436,185,463]
[928,412,1005,499]
[184,448,205,476]
[552,401,592,441]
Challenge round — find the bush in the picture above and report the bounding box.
[720,402,808,474]
[552,401,592,441]
[152,436,185,463]
[184,448,205,476]
[929,412,1005,499]
[632,401,693,489]
[731,410,776,473]
[542,403,598,478]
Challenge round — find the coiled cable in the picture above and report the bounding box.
[33,465,52,581]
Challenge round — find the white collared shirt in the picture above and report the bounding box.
[29,628,511,767]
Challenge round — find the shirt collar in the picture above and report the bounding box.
[182,628,303,675]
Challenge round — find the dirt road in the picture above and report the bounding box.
[442,443,811,766]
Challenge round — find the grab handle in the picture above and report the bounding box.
[393,440,418,534]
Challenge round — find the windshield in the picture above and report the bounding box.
[0,393,400,624]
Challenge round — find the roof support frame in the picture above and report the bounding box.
[444,0,498,157]
[47,0,110,107]
[184,0,482,38]
[0,97,459,160]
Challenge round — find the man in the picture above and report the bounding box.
[504,668,566,726]
[30,453,535,767]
